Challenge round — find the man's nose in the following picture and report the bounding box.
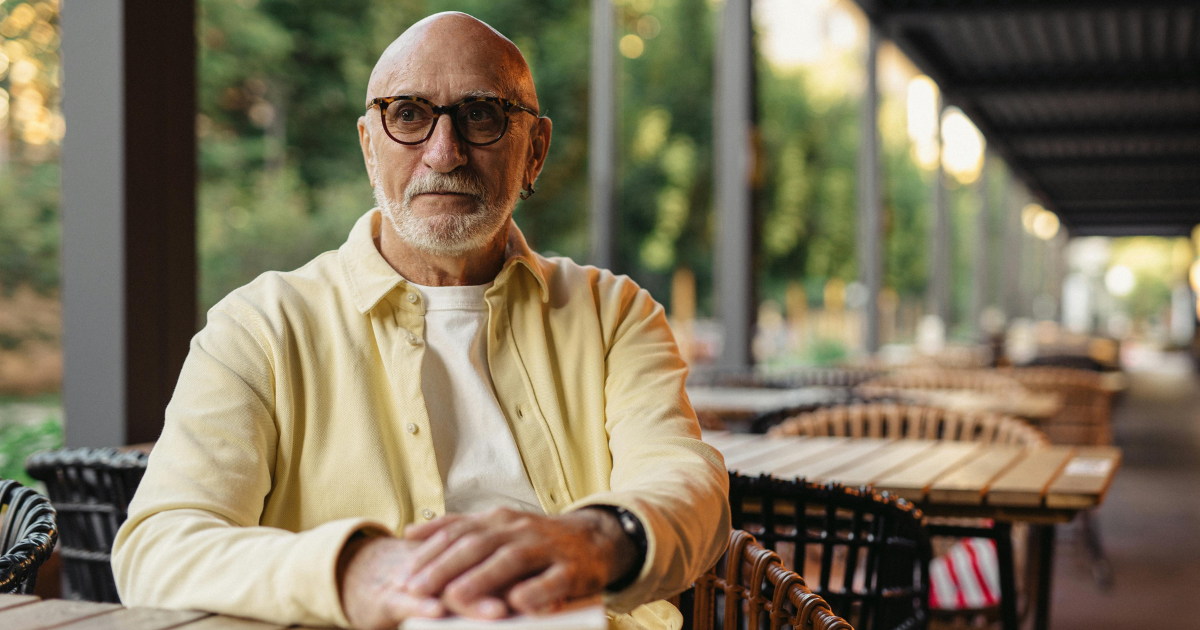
[422,114,468,173]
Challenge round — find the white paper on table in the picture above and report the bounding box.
[399,602,608,630]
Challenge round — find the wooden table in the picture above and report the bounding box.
[704,430,1122,630]
[686,386,847,431]
[0,594,294,630]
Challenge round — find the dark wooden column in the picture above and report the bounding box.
[62,0,196,446]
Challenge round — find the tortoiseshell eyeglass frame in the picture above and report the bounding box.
[368,95,540,147]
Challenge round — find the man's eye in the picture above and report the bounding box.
[465,105,495,122]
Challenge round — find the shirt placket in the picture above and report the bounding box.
[379,286,446,524]
[485,279,573,514]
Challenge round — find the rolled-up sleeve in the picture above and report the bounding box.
[568,276,731,612]
[111,305,385,628]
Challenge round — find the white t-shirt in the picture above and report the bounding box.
[412,281,544,515]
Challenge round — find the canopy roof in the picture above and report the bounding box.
[857,0,1200,236]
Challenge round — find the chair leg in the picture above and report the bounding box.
[1076,511,1114,591]
[993,522,1019,630]
[1033,525,1056,630]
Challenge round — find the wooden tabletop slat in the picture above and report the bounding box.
[772,439,892,481]
[53,608,208,630]
[928,445,1027,505]
[0,594,41,612]
[163,614,289,630]
[988,446,1076,507]
[828,440,940,487]
[714,434,798,462]
[873,442,982,502]
[699,430,757,450]
[721,437,815,469]
[0,599,123,630]
[725,437,845,476]
[1045,446,1123,509]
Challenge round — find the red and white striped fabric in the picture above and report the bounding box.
[929,538,1001,610]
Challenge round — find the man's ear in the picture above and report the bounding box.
[358,115,377,187]
[524,116,553,189]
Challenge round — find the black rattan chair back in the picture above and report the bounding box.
[0,479,58,594]
[729,473,931,630]
[25,448,149,602]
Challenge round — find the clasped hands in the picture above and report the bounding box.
[339,507,637,630]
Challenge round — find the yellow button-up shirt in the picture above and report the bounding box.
[112,209,730,629]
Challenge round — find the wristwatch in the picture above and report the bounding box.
[590,505,648,592]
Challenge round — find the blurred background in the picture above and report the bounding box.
[3,0,1196,462]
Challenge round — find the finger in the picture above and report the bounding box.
[445,543,551,607]
[404,514,467,541]
[507,564,587,614]
[408,530,510,597]
[443,594,510,620]
[381,591,446,622]
[401,518,490,589]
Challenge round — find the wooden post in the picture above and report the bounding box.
[713,0,756,369]
[589,0,617,270]
[61,0,196,446]
[927,102,951,326]
[857,25,882,354]
[970,154,991,338]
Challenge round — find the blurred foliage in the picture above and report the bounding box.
[0,163,59,295]
[0,413,61,487]
[196,0,935,320]
[0,0,63,297]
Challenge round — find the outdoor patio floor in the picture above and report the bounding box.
[1050,363,1200,629]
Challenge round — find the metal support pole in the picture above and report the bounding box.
[857,26,882,355]
[927,103,951,325]
[714,0,755,369]
[589,0,617,270]
[62,0,197,446]
[1004,186,1023,319]
[970,154,990,338]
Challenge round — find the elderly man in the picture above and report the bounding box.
[112,12,728,630]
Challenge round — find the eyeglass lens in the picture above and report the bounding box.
[384,100,507,145]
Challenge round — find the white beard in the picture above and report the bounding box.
[375,169,516,258]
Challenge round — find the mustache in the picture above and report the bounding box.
[403,170,489,204]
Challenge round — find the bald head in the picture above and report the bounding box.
[366,12,538,112]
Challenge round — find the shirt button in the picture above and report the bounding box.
[407,332,421,345]
[406,423,418,434]
[407,293,419,303]
[516,405,524,419]
[422,509,435,520]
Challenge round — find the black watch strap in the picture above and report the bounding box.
[591,505,648,592]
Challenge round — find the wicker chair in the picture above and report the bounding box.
[0,479,58,594]
[726,474,929,630]
[1003,366,1116,590]
[768,402,1049,448]
[25,447,149,602]
[1002,367,1113,446]
[766,404,1047,629]
[679,528,855,630]
[856,369,1025,397]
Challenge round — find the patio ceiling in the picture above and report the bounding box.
[856,0,1200,236]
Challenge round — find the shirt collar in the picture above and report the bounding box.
[339,208,550,315]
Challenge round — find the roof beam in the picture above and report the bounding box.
[994,120,1200,135]
[954,71,1200,98]
[1066,224,1194,237]
[1026,156,1200,170]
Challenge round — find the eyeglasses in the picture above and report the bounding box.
[368,95,540,147]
